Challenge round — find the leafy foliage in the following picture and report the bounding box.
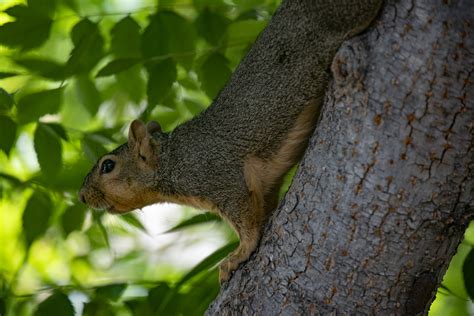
[0,0,277,314]
[0,0,471,315]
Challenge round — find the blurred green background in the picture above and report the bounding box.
[0,0,472,315]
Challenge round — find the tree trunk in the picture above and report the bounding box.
[207,0,473,314]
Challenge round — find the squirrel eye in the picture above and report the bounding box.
[101,159,115,174]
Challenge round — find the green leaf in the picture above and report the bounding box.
[0,116,17,155]
[5,5,34,18]
[0,72,19,79]
[165,213,220,233]
[0,172,23,187]
[34,291,74,316]
[28,0,57,18]
[227,20,266,45]
[124,298,153,316]
[93,211,111,249]
[61,204,87,237]
[22,191,53,247]
[34,123,62,176]
[66,19,104,75]
[0,7,52,50]
[141,11,196,69]
[119,213,147,233]
[17,87,63,124]
[236,9,261,21]
[0,88,14,112]
[183,99,206,116]
[463,248,474,300]
[96,58,142,77]
[46,122,68,140]
[147,282,172,313]
[96,283,127,302]
[198,53,231,98]
[193,0,227,11]
[195,9,230,45]
[0,296,5,316]
[14,58,66,80]
[74,75,102,115]
[116,66,145,104]
[176,241,239,287]
[233,0,264,11]
[83,301,114,316]
[81,134,109,162]
[147,58,177,106]
[62,0,78,13]
[111,16,141,58]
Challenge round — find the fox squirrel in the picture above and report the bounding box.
[79,0,382,282]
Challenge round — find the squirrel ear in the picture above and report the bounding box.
[146,121,161,134]
[128,120,146,149]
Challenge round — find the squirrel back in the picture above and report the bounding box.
[79,0,382,282]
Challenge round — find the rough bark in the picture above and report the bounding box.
[207,0,473,315]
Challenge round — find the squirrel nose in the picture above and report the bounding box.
[78,190,86,204]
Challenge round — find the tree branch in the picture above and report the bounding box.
[207,0,474,314]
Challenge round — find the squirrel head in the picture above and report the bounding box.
[79,120,164,213]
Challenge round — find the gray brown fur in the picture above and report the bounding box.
[80,0,383,282]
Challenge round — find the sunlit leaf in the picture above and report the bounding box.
[111,16,141,58]
[0,7,52,50]
[463,248,474,300]
[147,58,177,106]
[34,291,74,316]
[165,213,221,233]
[96,58,142,77]
[96,283,127,302]
[74,75,102,115]
[195,8,230,45]
[34,123,62,176]
[17,87,63,124]
[14,58,66,80]
[227,20,266,45]
[61,204,87,237]
[141,11,196,69]
[119,213,147,233]
[198,52,231,98]
[0,88,14,112]
[22,191,53,247]
[66,19,104,75]
[0,116,17,155]
[176,241,239,287]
